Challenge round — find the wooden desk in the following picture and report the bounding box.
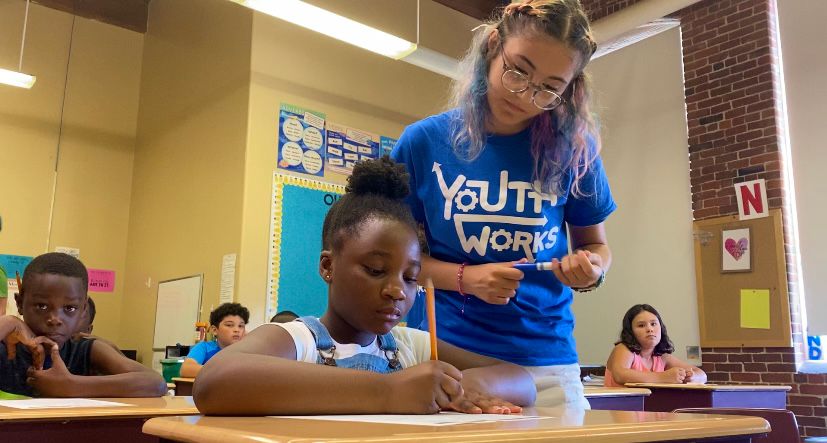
[172,378,195,396]
[584,386,650,411]
[0,396,199,443]
[143,407,769,443]
[625,383,791,412]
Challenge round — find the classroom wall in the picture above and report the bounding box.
[237,2,479,325]
[573,28,699,365]
[0,3,142,341]
[119,0,251,364]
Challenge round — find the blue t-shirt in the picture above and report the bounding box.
[185,340,222,365]
[391,110,616,366]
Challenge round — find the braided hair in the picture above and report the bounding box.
[321,156,417,252]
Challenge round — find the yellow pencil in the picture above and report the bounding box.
[425,278,438,360]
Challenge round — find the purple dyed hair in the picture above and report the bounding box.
[448,0,600,197]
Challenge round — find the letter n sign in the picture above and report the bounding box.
[735,179,769,220]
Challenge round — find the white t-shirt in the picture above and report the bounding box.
[270,320,431,369]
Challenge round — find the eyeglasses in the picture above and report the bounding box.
[500,51,566,111]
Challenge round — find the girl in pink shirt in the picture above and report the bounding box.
[604,304,706,387]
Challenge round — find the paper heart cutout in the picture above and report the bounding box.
[725,237,749,260]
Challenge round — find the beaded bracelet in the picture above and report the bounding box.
[457,262,469,314]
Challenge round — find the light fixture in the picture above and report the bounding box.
[1,0,36,89]
[230,0,460,79]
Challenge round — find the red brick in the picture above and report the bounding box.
[743,363,767,372]
[760,372,792,383]
[728,354,753,363]
[707,372,731,382]
[716,363,744,372]
[799,416,826,428]
[766,363,796,372]
[754,353,782,362]
[789,405,814,417]
[731,372,761,382]
[789,395,823,406]
[801,384,827,395]
[701,353,727,363]
[805,427,827,437]
[808,374,827,384]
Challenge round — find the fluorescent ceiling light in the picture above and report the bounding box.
[232,0,417,59]
[0,68,36,89]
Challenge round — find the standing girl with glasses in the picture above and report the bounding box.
[391,0,615,408]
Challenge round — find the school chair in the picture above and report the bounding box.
[672,407,798,443]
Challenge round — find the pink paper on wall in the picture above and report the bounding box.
[88,269,115,292]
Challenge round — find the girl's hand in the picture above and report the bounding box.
[683,367,696,383]
[451,389,523,414]
[27,344,76,397]
[660,367,687,384]
[551,250,602,289]
[386,361,475,414]
[463,260,526,305]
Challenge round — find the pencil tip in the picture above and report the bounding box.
[426,277,434,288]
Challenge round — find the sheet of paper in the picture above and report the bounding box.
[274,412,548,426]
[740,289,770,329]
[0,399,130,409]
[219,253,237,303]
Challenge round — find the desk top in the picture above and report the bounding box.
[0,395,198,422]
[625,383,792,391]
[143,407,769,443]
[583,386,651,398]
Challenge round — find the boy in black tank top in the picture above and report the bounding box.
[0,253,166,397]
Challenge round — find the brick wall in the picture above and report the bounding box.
[581,0,824,438]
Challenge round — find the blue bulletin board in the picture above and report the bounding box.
[267,173,345,321]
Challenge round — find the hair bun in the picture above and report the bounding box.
[346,156,410,201]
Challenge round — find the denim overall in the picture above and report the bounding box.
[299,316,402,373]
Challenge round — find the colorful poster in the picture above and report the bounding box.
[380,136,398,157]
[0,254,33,282]
[325,123,380,175]
[267,173,345,321]
[88,269,115,292]
[277,103,326,177]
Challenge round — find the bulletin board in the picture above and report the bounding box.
[152,275,203,350]
[693,209,791,347]
[267,173,345,321]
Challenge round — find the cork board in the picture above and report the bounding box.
[693,209,791,347]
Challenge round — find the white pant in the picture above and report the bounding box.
[523,363,590,409]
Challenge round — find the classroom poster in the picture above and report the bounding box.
[325,123,380,175]
[277,103,326,177]
[267,173,345,321]
[722,228,751,272]
[88,269,115,292]
[380,136,398,157]
[0,254,33,282]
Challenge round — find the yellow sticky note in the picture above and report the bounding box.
[740,289,770,329]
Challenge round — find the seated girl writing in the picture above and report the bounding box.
[194,157,536,415]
